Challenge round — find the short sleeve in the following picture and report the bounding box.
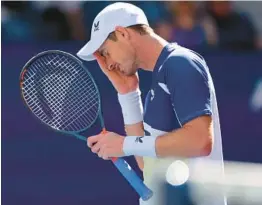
[165,54,212,125]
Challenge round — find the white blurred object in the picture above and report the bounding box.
[165,160,189,186]
[152,159,262,205]
[189,160,262,205]
[250,78,262,112]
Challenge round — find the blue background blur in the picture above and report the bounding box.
[2,1,262,205]
[2,42,262,205]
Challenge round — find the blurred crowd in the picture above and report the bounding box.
[2,1,262,50]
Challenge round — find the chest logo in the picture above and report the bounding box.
[150,89,155,101]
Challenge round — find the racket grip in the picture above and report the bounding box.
[112,158,153,201]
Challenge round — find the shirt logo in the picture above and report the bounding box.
[150,89,155,101]
[144,129,151,136]
[135,137,143,143]
[94,21,100,32]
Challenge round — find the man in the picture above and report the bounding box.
[77,2,226,205]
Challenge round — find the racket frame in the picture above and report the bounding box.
[19,50,153,201]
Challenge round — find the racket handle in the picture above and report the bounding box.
[100,129,153,200]
[112,158,153,201]
[74,131,153,200]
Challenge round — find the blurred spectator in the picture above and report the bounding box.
[2,0,261,49]
[232,1,262,49]
[2,1,86,42]
[207,1,258,50]
[2,1,39,42]
[32,1,86,41]
[130,1,169,28]
[154,20,174,42]
[156,1,218,48]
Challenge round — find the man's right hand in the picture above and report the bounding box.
[94,52,139,94]
[94,52,145,171]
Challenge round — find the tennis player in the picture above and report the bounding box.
[77,2,226,205]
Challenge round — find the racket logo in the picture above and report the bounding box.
[94,21,100,32]
[124,161,132,171]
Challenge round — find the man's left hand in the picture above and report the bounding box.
[87,132,125,160]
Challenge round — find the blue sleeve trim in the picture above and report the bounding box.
[179,109,212,125]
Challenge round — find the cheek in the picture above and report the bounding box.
[111,49,127,63]
[110,43,135,65]
[109,47,123,62]
[121,46,136,62]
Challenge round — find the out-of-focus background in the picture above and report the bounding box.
[2,1,262,205]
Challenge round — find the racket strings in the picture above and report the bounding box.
[31,58,98,130]
[22,53,100,131]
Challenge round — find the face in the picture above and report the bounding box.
[97,28,139,76]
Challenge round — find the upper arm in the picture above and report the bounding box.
[183,115,213,138]
[183,115,213,155]
[165,53,212,126]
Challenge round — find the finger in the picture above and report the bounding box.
[102,147,109,160]
[102,154,109,160]
[97,145,104,158]
[94,52,111,76]
[91,140,103,153]
[94,52,120,80]
[87,134,102,148]
[98,144,109,159]
[94,52,106,69]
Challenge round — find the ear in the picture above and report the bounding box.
[114,26,130,41]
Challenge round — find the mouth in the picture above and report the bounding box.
[116,64,124,72]
[114,64,128,75]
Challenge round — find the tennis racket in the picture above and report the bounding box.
[19,50,153,201]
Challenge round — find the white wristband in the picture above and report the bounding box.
[118,89,143,125]
[123,136,157,157]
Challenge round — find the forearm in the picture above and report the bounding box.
[125,122,144,170]
[156,125,212,158]
[117,88,145,170]
[123,116,213,159]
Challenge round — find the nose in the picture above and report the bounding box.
[108,64,114,71]
[105,57,117,71]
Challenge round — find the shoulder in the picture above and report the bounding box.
[161,46,209,78]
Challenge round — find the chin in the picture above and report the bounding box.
[125,70,137,76]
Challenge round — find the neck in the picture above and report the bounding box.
[134,33,169,71]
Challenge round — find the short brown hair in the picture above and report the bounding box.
[107,24,153,41]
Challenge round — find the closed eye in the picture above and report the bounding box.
[103,50,109,57]
[98,48,106,57]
